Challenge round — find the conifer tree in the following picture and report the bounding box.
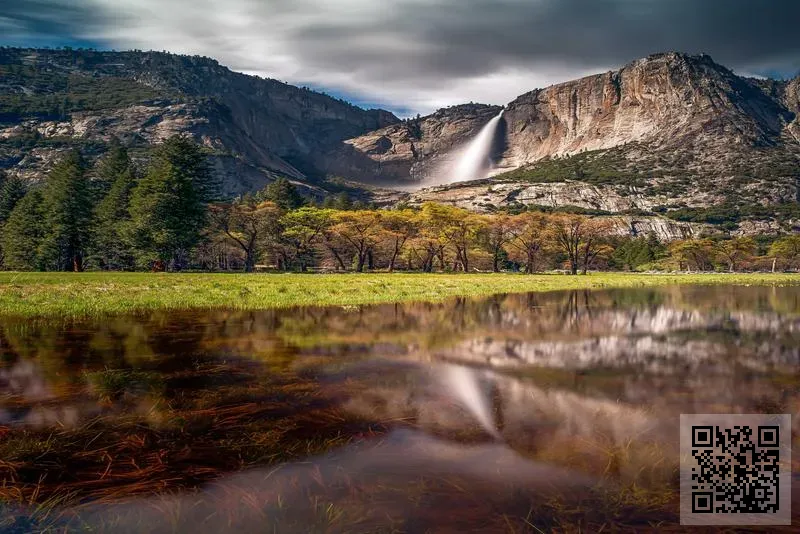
[2,189,45,270]
[92,144,137,270]
[0,173,27,225]
[92,138,132,199]
[127,136,218,270]
[38,151,93,271]
[257,177,305,211]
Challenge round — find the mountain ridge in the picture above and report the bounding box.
[1,47,799,232]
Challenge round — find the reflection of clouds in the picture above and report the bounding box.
[0,360,51,400]
[58,429,596,533]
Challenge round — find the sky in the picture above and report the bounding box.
[3,0,800,117]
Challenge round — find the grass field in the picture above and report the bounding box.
[1,271,800,318]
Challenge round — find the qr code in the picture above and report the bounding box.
[680,414,791,526]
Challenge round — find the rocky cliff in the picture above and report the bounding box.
[343,53,800,227]
[3,48,799,233]
[0,48,398,195]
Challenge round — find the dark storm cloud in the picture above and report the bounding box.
[2,0,799,114]
[1,0,108,48]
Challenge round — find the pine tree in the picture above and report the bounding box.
[37,151,93,271]
[92,145,136,270]
[127,136,218,270]
[92,138,131,199]
[2,189,45,270]
[257,177,305,211]
[0,173,27,225]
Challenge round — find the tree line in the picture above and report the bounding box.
[1,136,799,274]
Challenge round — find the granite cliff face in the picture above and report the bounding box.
[3,49,799,232]
[0,48,398,195]
[343,53,800,223]
[320,103,503,185]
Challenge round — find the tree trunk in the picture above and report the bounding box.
[244,250,255,273]
[570,261,578,275]
[492,252,500,273]
[72,254,83,272]
[772,257,777,273]
[389,243,399,272]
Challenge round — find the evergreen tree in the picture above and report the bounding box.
[2,189,45,270]
[127,136,217,270]
[38,151,93,271]
[92,138,131,199]
[258,177,305,211]
[0,173,27,225]
[92,145,137,270]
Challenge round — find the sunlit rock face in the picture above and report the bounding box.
[320,104,504,185]
[499,53,790,165]
[348,53,800,221]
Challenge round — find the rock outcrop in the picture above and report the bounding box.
[2,48,799,227]
[0,48,398,195]
[343,53,800,219]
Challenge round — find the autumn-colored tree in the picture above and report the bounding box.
[280,207,333,271]
[550,214,612,275]
[420,204,481,272]
[480,213,514,272]
[768,235,800,271]
[715,237,757,272]
[506,212,550,273]
[579,219,613,274]
[668,238,717,271]
[330,210,384,272]
[210,198,282,272]
[380,209,418,272]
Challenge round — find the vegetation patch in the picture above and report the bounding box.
[1,272,800,318]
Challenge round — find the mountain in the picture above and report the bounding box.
[343,53,800,228]
[0,47,398,195]
[2,48,799,232]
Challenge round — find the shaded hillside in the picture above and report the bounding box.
[0,47,398,195]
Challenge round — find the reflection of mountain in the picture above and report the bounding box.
[2,286,799,428]
[3,285,800,530]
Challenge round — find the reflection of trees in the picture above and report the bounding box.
[2,286,800,409]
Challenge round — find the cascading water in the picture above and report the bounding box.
[449,109,504,184]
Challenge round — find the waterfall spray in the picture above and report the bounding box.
[450,109,504,184]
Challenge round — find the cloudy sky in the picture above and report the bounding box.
[3,0,800,116]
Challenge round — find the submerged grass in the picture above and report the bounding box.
[1,271,800,318]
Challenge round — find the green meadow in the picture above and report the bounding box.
[2,271,800,318]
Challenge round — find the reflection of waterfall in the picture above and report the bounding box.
[450,109,504,184]
[441,364,501,439]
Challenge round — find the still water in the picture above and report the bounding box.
[1,285,799,532]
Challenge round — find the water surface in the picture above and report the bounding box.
[1,285,799,532]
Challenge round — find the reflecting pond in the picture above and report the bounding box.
[1,285,799,532]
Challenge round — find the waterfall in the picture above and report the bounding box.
[449,109,504,184]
